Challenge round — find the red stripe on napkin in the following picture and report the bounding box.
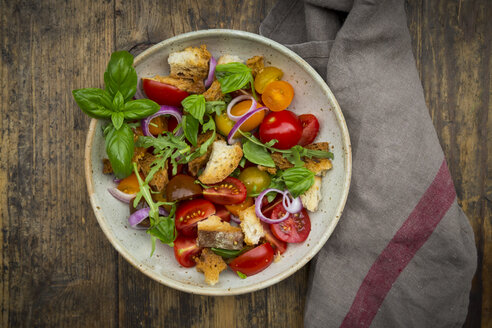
[340,160,456,328]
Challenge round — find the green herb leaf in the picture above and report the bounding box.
[105,123,134,178]
[202,115,215,132]
[112,91,125,111]
[111,112,125,130]
[205,100,226,116]
[281,167,315,198]
[242,140,275,167]
[266,176,286,202]
[72,88,114,119]
[104,51,137,101]
[147,216,176,248]
[236,271,247,279]
[215,62,255,98]
[122,99,160,120]
[182,114,199,146]
[182,94,206,123]
[211,248,244,259]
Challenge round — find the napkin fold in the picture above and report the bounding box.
[260,0,477,327]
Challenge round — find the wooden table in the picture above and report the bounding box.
[0,0,489,327]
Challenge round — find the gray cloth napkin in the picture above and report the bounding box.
[260,0,477,327]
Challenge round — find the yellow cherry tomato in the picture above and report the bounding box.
[215,112,236,137]
[261,80,294,112]
[254,67,284,94]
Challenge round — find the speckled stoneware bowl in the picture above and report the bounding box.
[85,29,351,295]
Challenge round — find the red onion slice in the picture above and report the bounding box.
[282,191,303,214]
[254,189,289,224]
[227,106,267,144]
[128,207,169,229]
[141,105,182,137]
[204,57,217,88]
[230,214,241,224]
[227,95,257,121]
[108,187,136,203]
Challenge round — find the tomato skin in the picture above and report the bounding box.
[215,204,231,222]
[142,78,189,106]
[173,236,202,267]
[175,199,216,237]
[229,243,274,276]
[238,167,271,196]
[270,204,311,243]
[117,173,140,194]
[225,197,254,217]
[230,100,265,132]
[166,174,202,202]
[298,114,320,146]
[254,66,283,94]
[261,194,283,219]
[259,110,303,149]
[261,222,287,254]
[203,177,247,205]
[261,80,294,111]
[215,112,236,137]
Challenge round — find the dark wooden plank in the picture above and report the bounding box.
[0,0,118,327]
[406,0,491,327]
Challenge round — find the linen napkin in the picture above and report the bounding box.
[260,0,477,327]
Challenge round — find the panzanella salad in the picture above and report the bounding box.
[73,45,333,286]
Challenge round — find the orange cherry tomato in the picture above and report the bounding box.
[261,81,294,112]
[225,197,254,217]
[230,100,265,132]
[117,173,140,194]
[254,66,283,94]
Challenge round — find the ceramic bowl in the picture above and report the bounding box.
[85,29,351,295]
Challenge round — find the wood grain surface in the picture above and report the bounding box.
[0,0,489,327]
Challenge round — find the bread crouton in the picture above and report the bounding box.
[271,152,294,170]
[195,248,227,286]
[304,143,333,176]
[202,80,224,101]
[239,206,265,246]
[137,153,168,192]
[300,176,322,212]
[153,75,205,94]
[198,140,243,184]
[188,131,225,176]
[102,158,113,174]
[257,165,277,175]
[168,45,211,81]
[197,215,244,250]
[246,56,264,77]
[217,54,242,65]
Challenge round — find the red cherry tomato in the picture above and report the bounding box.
[229,243,274,276]
[261,222,287,254]
[260,193,283,218]
[215,204,231,222]
[142,78,189,107]
[203,177,247,205]
[173,236,202,267]
[166,174,202,202]
[175,199,215,237]
[270,204,311,243]
[298,114,320,146]
[259,110,302,149]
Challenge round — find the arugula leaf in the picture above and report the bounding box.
[202,114,215,132]
[266,175,286,202]
[72,88,114,119]
[147,216,176,249]
[182,114,199,146]
[122,99,160,120]
[111,112,125,130]
[242,140,275,167]
[281,167,315,197]
[104,51,137,101]
[236,271,247,279]
[211,248,245,258]
[205,101,226,116]
[105,124,134,178]
[182,94,206,123]
[215,62,256,99]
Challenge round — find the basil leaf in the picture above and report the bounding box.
[104,51,137,101]
[112,91,125,111]
[123,99,160,120]
[266,177,286,202]
[211,248,244,259]
[242,140,275,167]
[282,147,304,167]
[202,115,215,132]
[205,101,226,115]
[182,94,206,123]
[72,88,114,119]
[215,62,253,94]
[182,115,199,146]
[281,167,315,198]
[111,112,124,130]
[105,123,134,178]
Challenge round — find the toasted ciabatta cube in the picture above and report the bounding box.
[197,215,244,250]
[300,176,322,212]
[304,143,333,176]
[168,45,211,81]
[195,248,227,286]
[239,206,265,246]
[153,75,205,94]
[246,55,264,77]
[198,140,243,184]
[217,54,242,65]
[202,80,224,101]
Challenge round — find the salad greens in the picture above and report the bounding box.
[215,62,257,99]
[266,167,316,200]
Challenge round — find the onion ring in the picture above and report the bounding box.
[141,105,182,137]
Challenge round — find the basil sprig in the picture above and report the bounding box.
[214,62,257,99]
[72,51,160,178]
[267,167,315,199]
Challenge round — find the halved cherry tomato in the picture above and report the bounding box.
[230,100,265,132]
[261,193,283,218]
[142,78,189,107]
[270,204,311,243]
[203,177,247,205]
[261,80,294,111]
[175,199,215,237]
[117,173,140,194]
[259,110,302,149]
[225,197,254,217]
[298,114,320,146]
[215,205,231,222]
[173,236,202,267]
[229,243,274,276]
[254,66,283,94]
[166,174,202,202]
[148,115,179,136]
[261,222,287,254]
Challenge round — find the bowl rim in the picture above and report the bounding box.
[85,29,352,295]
